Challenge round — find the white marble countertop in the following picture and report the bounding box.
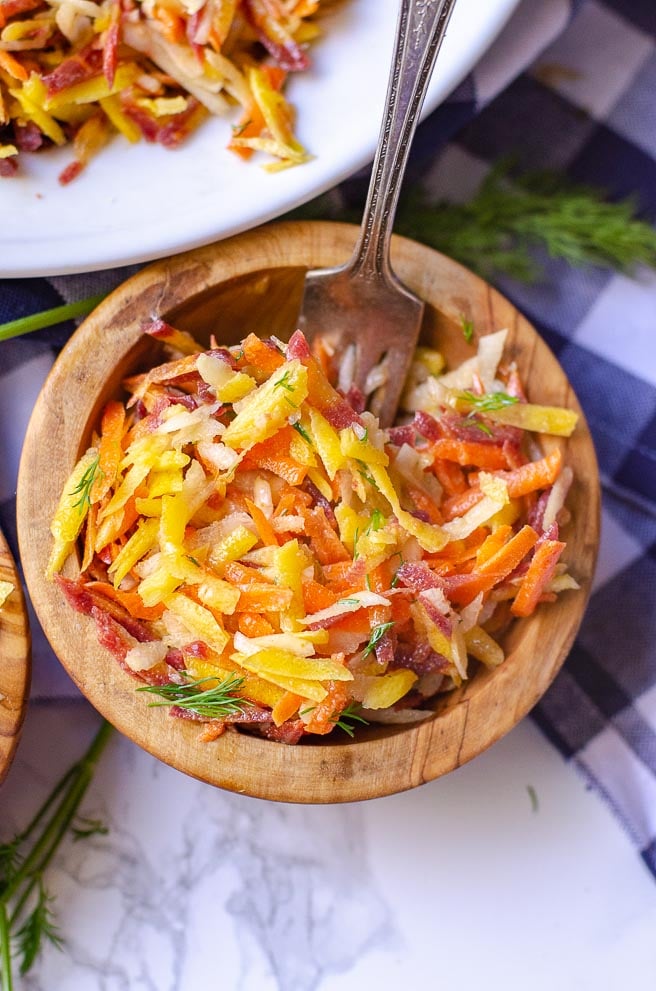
[4,698,656,991]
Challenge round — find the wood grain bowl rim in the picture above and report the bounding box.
[0,527,31,786]
[16,221,600,803]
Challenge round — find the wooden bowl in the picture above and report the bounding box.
[17,221,599,803]
[0,527,31,784]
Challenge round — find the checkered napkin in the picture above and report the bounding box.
[2,0,656,876]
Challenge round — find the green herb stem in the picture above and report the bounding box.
[291,422,312,445]
[0,902,12,991]
[137,674,251,720]
[2,720,112,908]
[10,767,77,850]
[330,703,369,737]
[0,294,107,344]
[527,784,539,814]
[362,621,395,658]
[7,774,94,929]
[8,876,36,934]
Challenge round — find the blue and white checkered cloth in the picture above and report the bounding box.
[2,0,655,876]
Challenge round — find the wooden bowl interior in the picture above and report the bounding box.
[18,221,599,801]
[0,529,31,784]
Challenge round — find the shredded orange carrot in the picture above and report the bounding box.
[302,680,351,735]
[390,595,413,625]
[329,611,372,636]
[235,585,293,612]
[272,490,297,519]
[312,336,333,379]
[94,495,141,553]
[442,487,484,522]
[501,447,563,498]
[238,612,276,637]
[476,525,512,566]
[302,578,338,613]
[447,525,539,605]
[321,560,358,592]
[243,431,308,486]
[432,438,509,471]
[478,524,539,579]
[87,581,165,621]
[241,333,286,375]
[227,68,286,159]
[92,400,125,503]
[0,50,28,81]
[223,561,274,588]
[301,507,349,565]
[271,691,304,726]
[432,458,468,496]
[81,503,98,573]
[153,5,185,42]
[512,540,566,617]
[245,497,279,547]
[406,485,443,525]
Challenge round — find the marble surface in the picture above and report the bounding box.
[3,700,656,991]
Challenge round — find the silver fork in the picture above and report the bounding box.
[298,0,459,427]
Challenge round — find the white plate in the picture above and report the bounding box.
[1,0,518,277]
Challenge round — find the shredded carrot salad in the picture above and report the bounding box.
[0,0,323,182]
[49,320,579,743]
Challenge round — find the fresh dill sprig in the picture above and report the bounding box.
[458,390,517,436]
[0,722,113,990]
[394,159,656,281]
[362,621,395,658]
[365,508,385,535]
[71,818,109,843]
[459,390,519,414]
[273,370,294,393]
[527,784,539,814]
[69,454,101,514]
[0,843,21,894]
[330,703,370,738]
[137,673,251,720]
[356,461,378,489]
[15,880,64,976]
[390,552,405,588]
[231,119,252,138]
[292,421,312,445]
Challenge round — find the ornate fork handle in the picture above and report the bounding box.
[350,0,458,281]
